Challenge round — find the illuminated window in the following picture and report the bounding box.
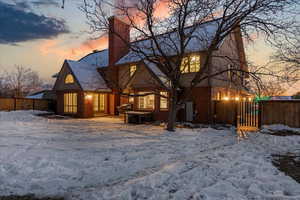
[129,93,134,103]
[160,91,168,110]
[65,74,74,84]
[180,55,200,73]
[93,93,105,112]
[138,92,155,110]
[64,93,77,113]
[180,57,189,73]
[130,65,137,77]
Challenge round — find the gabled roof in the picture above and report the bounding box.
[143,60,170,88]
[79,49,109,67]
[66,60,111,92]
[116,19,222,65]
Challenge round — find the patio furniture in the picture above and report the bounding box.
[124,111,153,124]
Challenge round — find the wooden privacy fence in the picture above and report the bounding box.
[260,100,300,128]
[213,100,300,128]
[0,97,56,112]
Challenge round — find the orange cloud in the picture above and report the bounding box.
[39,35,108,60]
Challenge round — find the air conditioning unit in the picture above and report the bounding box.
[185,101,193,122]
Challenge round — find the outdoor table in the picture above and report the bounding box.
[124,111,153,124]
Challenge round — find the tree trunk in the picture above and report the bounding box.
[166,90,178,132]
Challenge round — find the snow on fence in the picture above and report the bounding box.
[0,97,56,112]
[213,100,300,128]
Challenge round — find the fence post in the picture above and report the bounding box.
[14,98,17,111]
[258,101,262,129]
[32,99,35,110]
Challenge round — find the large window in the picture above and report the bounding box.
[93,93,105,112]
[180,54,201,73]
[65,74,74,84]
[160,91,168,110]
[64,93,77,113]
[130,65,137,77]
[138,92,155,110]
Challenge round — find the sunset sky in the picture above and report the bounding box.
[0,0,297,94]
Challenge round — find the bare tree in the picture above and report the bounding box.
[4,66,44,98]
[79,0,298,131]
[271,26,300,77]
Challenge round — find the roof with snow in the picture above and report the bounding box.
[66,60,111,92]
[27,92,44,99]
[116,19,222,65]
[79,49,109,67]
[143,60,170,88]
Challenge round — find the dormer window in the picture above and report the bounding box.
[130,65,137,77]
[65,74,74,84]
[180,54,201,73]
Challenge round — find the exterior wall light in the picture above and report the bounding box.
[223,97,230,101]
[85,94,93,100]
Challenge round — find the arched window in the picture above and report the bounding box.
[65,74,74,84]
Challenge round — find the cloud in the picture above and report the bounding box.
[0,1,69,45]
[39,35,108,59]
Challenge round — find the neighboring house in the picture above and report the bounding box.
[26,90,56,100]
[53,16,248,123]
[270,96,292,100]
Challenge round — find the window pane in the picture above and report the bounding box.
[130,65,137,77]
[100,94,105,111]
[160,92,168,110]
[138,92,154,110]
[190,55,200,72]
[129,93,134,103]
[146,94,154,109]
[65,74,74,84]
[64,93,77,114]
[180,57,189,73]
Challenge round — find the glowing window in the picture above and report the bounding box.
[160,91,168,110]
[180,55,201,73]
[138,92,155,110]
[64,93,77,113]
[130,65,137,77]
[65,74,74,84]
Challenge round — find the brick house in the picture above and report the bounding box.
[53,16,248,123]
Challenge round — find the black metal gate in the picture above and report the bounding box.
[237,101,261,132]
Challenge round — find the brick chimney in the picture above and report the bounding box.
[107,16,130,115]
[108,16,130,67]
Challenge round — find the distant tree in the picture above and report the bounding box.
[247,63,294,97]
[4,66,44,98]
[272,27,300,76]
[292,91,300,99]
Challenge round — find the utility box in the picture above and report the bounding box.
[185,101,193,122]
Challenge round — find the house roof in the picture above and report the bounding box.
[26,92,44,99]
[143,60,170,88]
[79,49,109,67]
[116,19,222,65]
[66,60,111,92]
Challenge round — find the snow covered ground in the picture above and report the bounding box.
[0,111,299,200]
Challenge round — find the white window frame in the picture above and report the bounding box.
[138,92,155,110]
[160,91,168,110]
[64,93,77,114]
